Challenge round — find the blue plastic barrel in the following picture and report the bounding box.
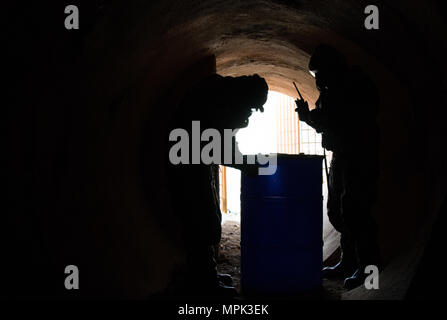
[240,154,323,296]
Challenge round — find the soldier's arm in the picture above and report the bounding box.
[306,108,328,133]
[224,138,259,175]
[296,99,328,133]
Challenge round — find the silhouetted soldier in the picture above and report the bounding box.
[295,44,381,289]
[166,74,268,297]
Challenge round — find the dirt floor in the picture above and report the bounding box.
[217,220,347,299]
[217,221,242,291]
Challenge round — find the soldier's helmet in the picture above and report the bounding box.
[308,44,347,90]
[227,74,268,128]
[232,74,268,111]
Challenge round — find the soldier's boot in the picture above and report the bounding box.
[323,233,357,279]
[343,269,365,289]
[344,235,382,290]
[218,273,233,287]
[185,274,238,298]
[199,271,237,298]
[212,282,238,298]
[344,264,382,290]
[189,246,238,298]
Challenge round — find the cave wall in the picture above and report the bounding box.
[6,0,447,298]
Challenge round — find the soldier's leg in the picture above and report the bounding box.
[209,165,234,287]
[184,176,237,296]
[323,155,358,278]
[342,166,381,289]
[326,155,344,232]
[182,215,236,297]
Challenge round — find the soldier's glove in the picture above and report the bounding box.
[254,105,264,112]
[295,99,309,121]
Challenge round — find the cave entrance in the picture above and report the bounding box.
[217,90,335,293]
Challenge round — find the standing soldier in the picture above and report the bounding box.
[295,44,382,289]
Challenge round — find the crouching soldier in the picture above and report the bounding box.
[166,74,268,297]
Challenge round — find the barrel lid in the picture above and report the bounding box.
[243,153,324,160]
[275,153,324,160]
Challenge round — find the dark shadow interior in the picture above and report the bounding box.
[6,0,447,299]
